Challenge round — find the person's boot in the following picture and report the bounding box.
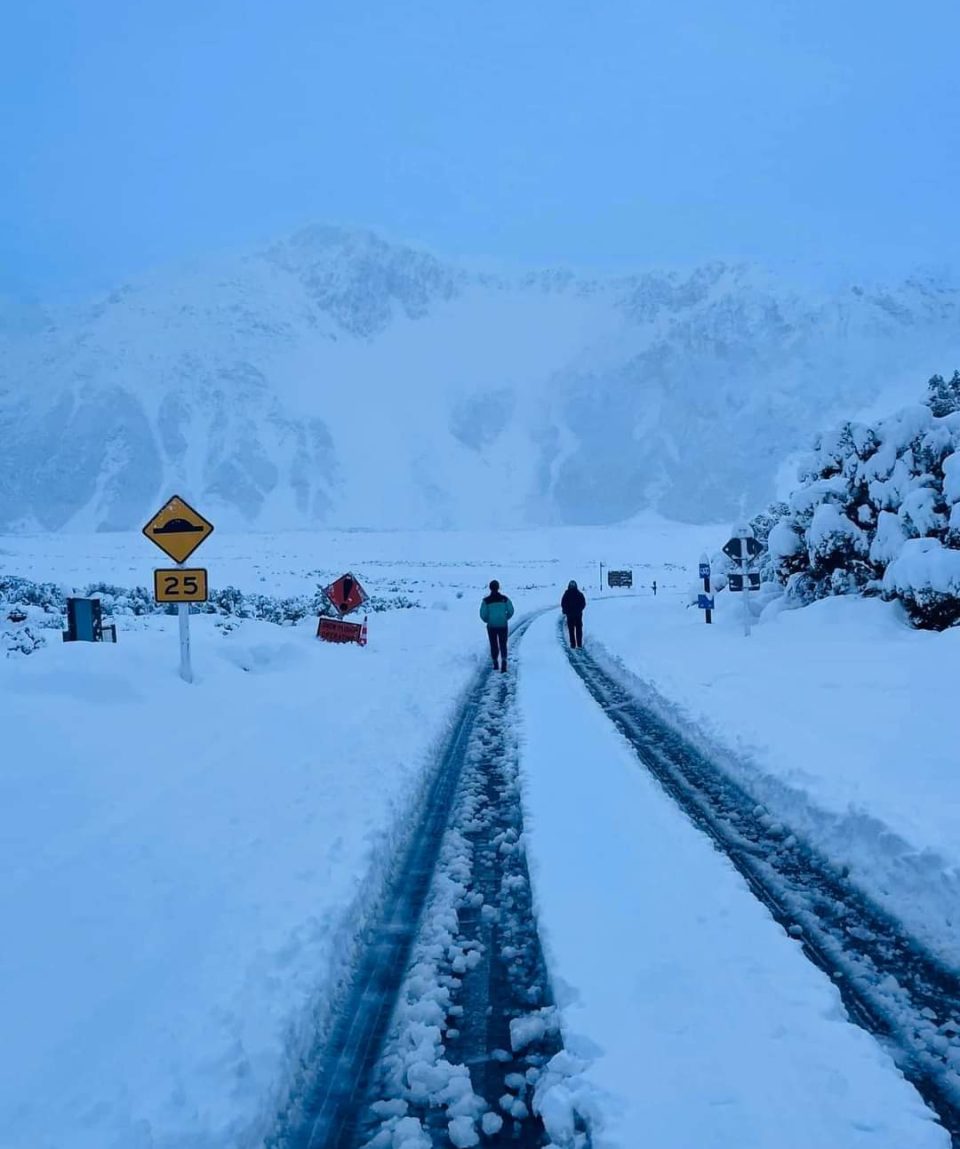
[501,660,507,673]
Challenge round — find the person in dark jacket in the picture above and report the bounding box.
[480,580,515,671]
[561,580,586,648]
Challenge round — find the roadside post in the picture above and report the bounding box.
[698,553,713,624]
[599,562,604,594]
[62,596,118,643]
[143,495,215,682]
[722,529,762,637]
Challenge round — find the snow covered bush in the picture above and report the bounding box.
[0,575,66,614]
[0,576,68,656]
[753,371,960,628]
[84,582,157,615]
[926,370,960,417]
[1,625,45,657]
[883,538,960,629]
[0,573,420,654]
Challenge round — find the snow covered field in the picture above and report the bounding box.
[1,521,957,1147]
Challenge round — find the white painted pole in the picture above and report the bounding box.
[178,561,193,683]
[740,536,751,638]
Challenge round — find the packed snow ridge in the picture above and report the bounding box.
[2,226,960,532]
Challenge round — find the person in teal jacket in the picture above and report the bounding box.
[480,580,515,671]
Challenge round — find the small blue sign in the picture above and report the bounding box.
[699,562,710,579]
[697,594,715,610]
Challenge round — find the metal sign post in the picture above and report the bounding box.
[178,563,193,684]
[739,536,751,637]
[722,531,762,638]
[143,494,215,683]
[699,554,713,624]
[725,528,762,638]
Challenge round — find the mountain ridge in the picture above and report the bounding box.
[1,227,958,532]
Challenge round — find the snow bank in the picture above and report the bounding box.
[587,592,960,966]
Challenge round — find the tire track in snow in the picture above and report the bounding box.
[272,613,585,1148]
[564,628,960,1145]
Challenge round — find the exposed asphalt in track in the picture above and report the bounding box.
[564,624,960,1146]
[270,613,567,1149]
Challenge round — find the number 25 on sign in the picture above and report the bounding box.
[154,568,209,603]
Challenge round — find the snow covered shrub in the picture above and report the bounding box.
[1,625,45,657]
[925,370,960,418]
[804,502,873,598]
[83,582,156,615]
[883,538,960,629]
[747,372,960,628]
[0,573,419,646]
[0,575,65,614]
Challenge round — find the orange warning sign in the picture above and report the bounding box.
[324,572,368,617]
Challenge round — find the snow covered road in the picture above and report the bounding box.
[516,612,950,1148]
[3,523,958,1148]
[274,613,581,1149]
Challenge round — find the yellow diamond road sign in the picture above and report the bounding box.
[143,495,214,564]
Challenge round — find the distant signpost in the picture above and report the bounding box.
[142,495,214,564]
[324,572,369,617]
[723,529,762,636]
[607,569,633,589]
[317,616,368,646]
[722,535,762,564]
[728,572,761,592]
[154,568,209,603]
[319,572,369,646]
[698,553,713,624]
[143,494,215,682]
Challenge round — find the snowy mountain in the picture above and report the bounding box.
[1,226,959,532]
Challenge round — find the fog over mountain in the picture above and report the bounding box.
[1,226,958,532]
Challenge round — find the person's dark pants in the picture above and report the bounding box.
[487,626,508,668]
[566,615,583,648]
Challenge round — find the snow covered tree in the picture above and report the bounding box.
[752,373,960,627]
[883,538,960,629]
[925,370,960,418]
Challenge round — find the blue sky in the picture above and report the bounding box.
[2,1,959,295]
